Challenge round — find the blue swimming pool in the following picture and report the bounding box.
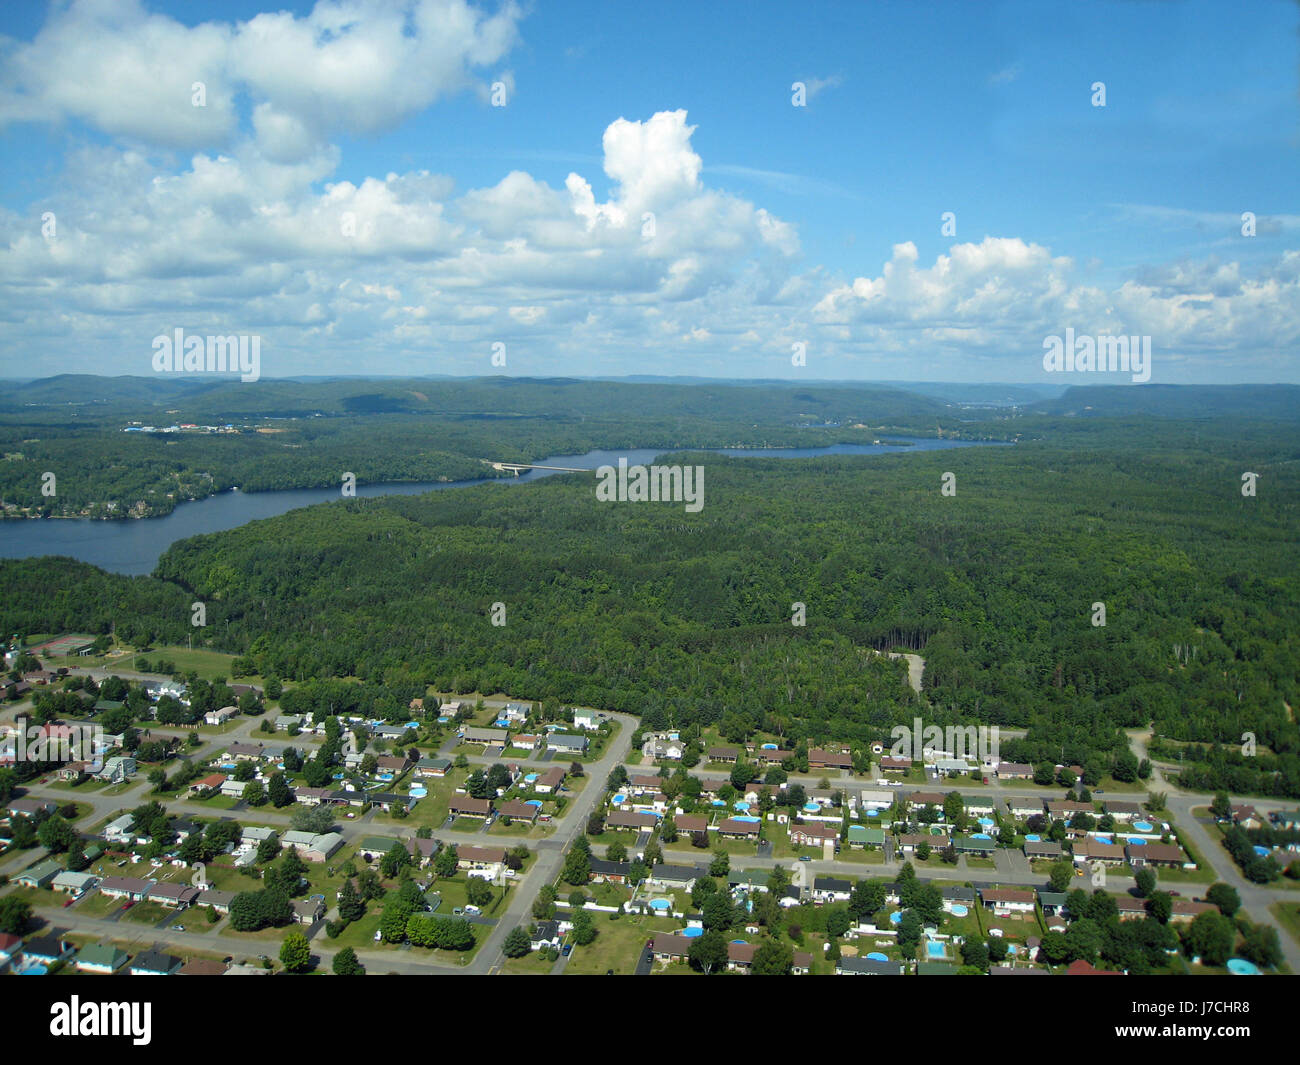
[978,817,994,827]
[1025,834,1041,842]
[1132,821,1154,832]
[761,743,778,749]
[889,911,901,925]
[732,815,760,823]
[926,940,946,958]
[525,799,542,807]
[950,904,968,917]
[682,927,703,938]
[649,898,671,911]
[524,773,539,783]
[866,952,888,962]
[971,833,991,840]
[1226,958,1261,975]
[612,793,627,804]
[409,787,427,798]
[803,802,819,813]
[1127,837,1145,846]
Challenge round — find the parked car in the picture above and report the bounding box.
[562,942,573,956]
[799,855,812,862]
[453,907,464,915]
[464,905,481,916]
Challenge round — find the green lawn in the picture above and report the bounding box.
[121,900,175,925]
[565,910,678,975]
[1269,901,1300,947]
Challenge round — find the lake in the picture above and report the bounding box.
[0,437,1005,575]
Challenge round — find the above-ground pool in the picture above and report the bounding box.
[377,773,394,782]
[761,743,778,749]
[978,817,994,827]
[926,940,946,958]
[950,904,969,917]
[1127,837,1145,846]
[1132,821,1154,832]
[1094,836,1113,845]
[867,809,880,817]
[732,815,760,823]
[889,911,902,925]
[409,787,427,798]
[712,799,726,806]
[1253,845,1271,857]
[1227,958,1261,975]
[524,773,539,783]
[735,802,751,812]
[219,762,236,770]
[648,898,671,911]
[866,952,889,962]
[971,833,991,840]
[525,799,543,807]
[437,716,449,724]
[803,802,819,813]
[1024,834,1041,842]
[612,793,627,804]
[682,927,703,938]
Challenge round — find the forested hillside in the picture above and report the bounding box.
[3,412,1295,790]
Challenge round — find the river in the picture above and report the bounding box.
[0,437,1005,575]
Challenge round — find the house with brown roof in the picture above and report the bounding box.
[533,767,566,794]
[1125,842,1186,868]
[98,876,153,902]
[676,815,709,835]
[717,818,761,839]
[1169,899,1217,924]
[808,748,852,771]
[996,762,1033,780]
[1065,959,1121,975]
[189,773,226,795]
[608,810,658,832]
[652,933,693,964]
[1072,838,1126,864]
[457,845,508,879]
[178,959,229,976]
[148,882,201,909]
[498,800,540,823]
[449,796,493,818]
[708,746,739,763]
[790,821,839,847]
[879,755,912,772]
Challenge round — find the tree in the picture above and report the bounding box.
[1238,922,1282,970]
[37,816,76,854]
[467,876,494,908]
[897,910,922,953]
[709,850,730,877]
[562,845,591,886]
[1133,868,1157,898]
[960,938,989,970]
[1145,891,1173,924]
[338,879,365,924]
[1049,861,1075,894]
[702,894,735,932]
[1206,882,1241,917]
[748,939,791,975]
[571,909,596,946]
[291,805,335,834]
[532,884,558,921]
[66,838,89,871]
[267,772,293,808]
[279,931,312,973]
[380,841,411,878]
[1209,791,1232,820]
[659,815,678,844]
[503,926,532,958]
[1183,910,1235,966]
[256,832,282,865]
[689,929,728,974]
[0,896,31,935]
[434,844,458,880]
[605,840,627,863]
[332,946,364,975]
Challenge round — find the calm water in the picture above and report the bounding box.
[0,437,1005,575]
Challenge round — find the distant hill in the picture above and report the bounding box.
[1031,384,1300,421]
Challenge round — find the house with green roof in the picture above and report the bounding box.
[75,944,129,974]
[847,825,885,849]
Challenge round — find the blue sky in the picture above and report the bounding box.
[0,0,1296,383]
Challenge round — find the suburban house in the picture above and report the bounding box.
[651,933,693,964]
[847,825,885,849]
[812,876,853,903]
[281,831,345,862]
[15,859,63,889]
[941,885,977,912]
[408,838,442,867]
[1024,840,1063,860]
[503,702,531,724]
[197,889,234,914]
[8,798,57,819]
[75,944,129,974]
[676,814,709,835]
[533,767,566,794]
[589,859,632,884]
[1046,800,1094,820]
[531,920,562,951]
[717,818,761,840]
[189,773,227,796]
[449,796,493,819]
[511,734,541,751]
[1008,798,1046,819]
[996,762,1033,780]
[980,888,1036,915]
[573,710,601,730]
[547,733,589,756]
[414,757,452,779]
[1271,809,1300,830]
[102,813,136,844]
[131,950,182,976]
[648,865,704,891]
[148,882,201,909]
[18,934,74,971]
[1103,800,1144,821]
[51,871,98,896]
[808,747,852,771]
[1169,900,1218,924]
[498,800,540,823]
[608,810,658,832]
[879,755,912,772]
[790,821,840,847]
[954,836,996,857]
[1037,891,1068,916]
[836,957,903,976]
[708,746,740,764]
[1072,838,1126,865]
[1125,842,1186,868]
[204,705,239,726]
[99,876,153,902]
[292,898,325,924]
[463,727,508,747]
[95,755,137,783]
[1230,805,1263,829]
[641,734,684,760]
[457,845,508,880]
[224,742,267,762]
[219,779,248,798]
[0,932,23,972]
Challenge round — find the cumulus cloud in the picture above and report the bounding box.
[0,0,522,157]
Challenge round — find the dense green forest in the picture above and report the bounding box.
[2,392,1296,792]
[0,375,971,517]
